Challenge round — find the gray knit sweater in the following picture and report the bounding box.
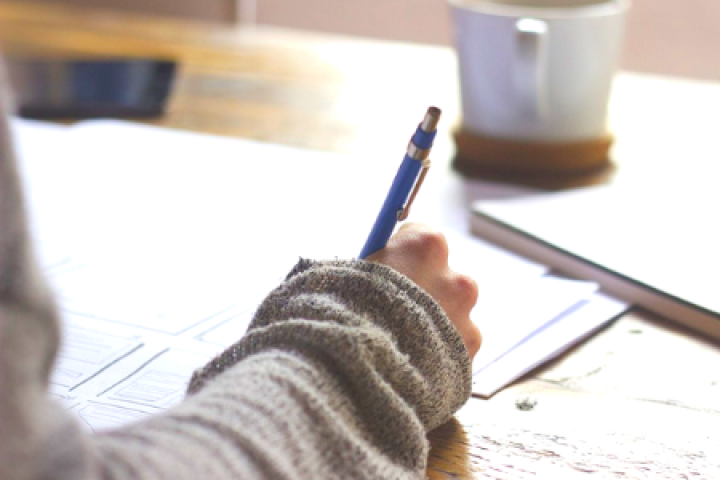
[0,69,472,479]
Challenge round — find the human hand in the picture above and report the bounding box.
[366,223,482,359]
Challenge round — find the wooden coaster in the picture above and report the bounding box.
[452,128,615,189]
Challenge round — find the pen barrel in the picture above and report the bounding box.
[359,154,422,259]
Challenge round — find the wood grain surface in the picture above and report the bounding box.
[1,3,719,477]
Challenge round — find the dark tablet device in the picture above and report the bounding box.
[8,58,177,119]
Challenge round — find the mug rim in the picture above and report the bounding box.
[447,0,631,19]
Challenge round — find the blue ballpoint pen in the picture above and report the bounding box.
[359,106,441,259]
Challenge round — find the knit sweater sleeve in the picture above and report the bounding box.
[92,258,472,480]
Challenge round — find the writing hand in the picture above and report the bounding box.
[367,222,482,359]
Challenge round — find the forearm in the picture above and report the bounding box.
[180,259,472,478]
[2,244,471,480]
[96,349,422,479]
[90,260,471,480]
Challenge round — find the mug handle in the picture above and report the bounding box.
[514,18,548,118]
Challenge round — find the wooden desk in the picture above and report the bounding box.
[2,3,719,477]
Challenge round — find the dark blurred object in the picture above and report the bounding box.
[451,127,616,190]
[7,58,177,119]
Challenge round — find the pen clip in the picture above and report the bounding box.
[397,159,431,221]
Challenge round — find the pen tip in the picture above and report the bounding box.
[421,106,442,132]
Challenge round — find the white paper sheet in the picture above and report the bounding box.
[11,118,626,427]
[472,292,628,397]
[471,275,599,373]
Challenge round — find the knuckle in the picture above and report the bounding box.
[453,273,479,308]
[409,230,449,260]
[467,325,483,355]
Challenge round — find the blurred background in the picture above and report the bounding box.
[19,0,720,82]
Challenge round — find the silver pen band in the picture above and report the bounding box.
[407,142,432,162]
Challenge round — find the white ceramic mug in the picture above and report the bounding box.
[449,0,630,142]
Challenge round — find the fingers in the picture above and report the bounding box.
[367,222,482,359]
[434,271,482,358]
[441,272,479,318]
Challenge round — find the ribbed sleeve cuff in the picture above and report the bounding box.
[188,259,472,431]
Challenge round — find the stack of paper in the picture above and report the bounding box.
[12,119,627,432]
[445,233,626,396]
